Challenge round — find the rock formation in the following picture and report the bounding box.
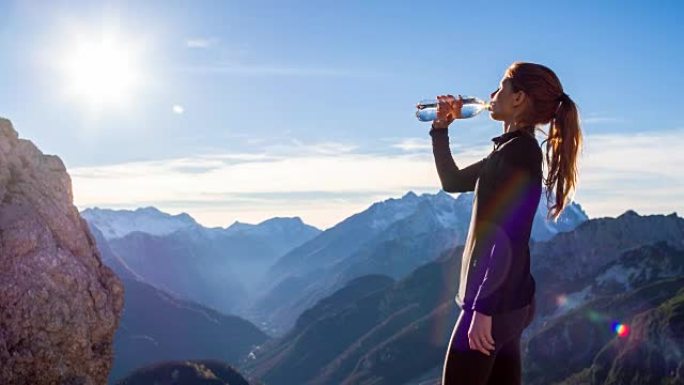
[0,118,124,384]
[114,360,257,385]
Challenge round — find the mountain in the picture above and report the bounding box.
[547,240,684,320]
[553,287,684,385]
[241,237,466,385]
[81,207,322,259]
[249,189,588,336]
[531,191,589,241]
[107,229,251,314]
[0,118,123,384]
[85,226,272,384]
[81,206,202,240]
[83,209,321,315]
[221,216,323,262]
[530,210,684,317]
[240,211,684,385]
[265,190,585,283]
[240,273,409,385]
[109,278,270,384]
[87,222,142,281]
[525,276,684,385]
[114,360,257,385]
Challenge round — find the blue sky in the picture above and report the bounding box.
[0,0,682,229]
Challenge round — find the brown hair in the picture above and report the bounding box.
[504,61,583,222]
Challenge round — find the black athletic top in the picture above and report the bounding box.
[430,125,542,315]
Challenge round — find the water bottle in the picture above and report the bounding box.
[415,96,490,122]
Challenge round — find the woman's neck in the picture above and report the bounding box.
[503,121,534,134]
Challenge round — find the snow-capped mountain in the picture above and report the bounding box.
[79,194,683,385]
[264,189,587,286]
[532,192,590,241]
[80,206,322,316]
[80,206,202,240]
[81,190,587,336]
[80,207,322,256]
[250,189,589,335]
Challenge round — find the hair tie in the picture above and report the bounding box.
[554,92,570,116]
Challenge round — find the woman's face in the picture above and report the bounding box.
[488,77,526,122]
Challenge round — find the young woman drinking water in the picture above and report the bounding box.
[430,61,583,385]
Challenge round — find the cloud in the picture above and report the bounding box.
[185,37,219,49]
[571,127,684,217]
[387,137,432,152]
[580,112,628,125]
[263,138,360,155]
[70,129,683,230]
[582,116,626,124]
[70,137,444,229]
[175,64,390,78]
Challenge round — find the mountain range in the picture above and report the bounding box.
[80,191,684,384]
[241,211,684,385]
[86,223,270,383]
[83,189,588,336]
[248,189,588,335]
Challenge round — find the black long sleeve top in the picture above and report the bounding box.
[430,125,542,315]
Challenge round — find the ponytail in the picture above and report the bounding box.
[542,93,583,222]
[505,62,584,222]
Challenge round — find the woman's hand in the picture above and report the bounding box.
[432,94,464,129]
[468,311,496,356]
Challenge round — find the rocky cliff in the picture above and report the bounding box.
[0,118,124,384]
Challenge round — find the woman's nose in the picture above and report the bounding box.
[490,87,500,99]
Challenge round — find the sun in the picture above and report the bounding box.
[58,30,146,112]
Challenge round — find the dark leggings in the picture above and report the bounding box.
[442,297,536,385]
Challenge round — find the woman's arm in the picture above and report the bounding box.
[430,126,487,193]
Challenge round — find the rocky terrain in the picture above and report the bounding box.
[0,118,124,384]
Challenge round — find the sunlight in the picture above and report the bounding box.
[58,28,146,113]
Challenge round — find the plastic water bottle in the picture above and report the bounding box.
[415,96,490,122]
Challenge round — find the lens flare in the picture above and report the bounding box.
[611,321,630,338]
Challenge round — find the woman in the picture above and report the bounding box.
[430,62,583,385]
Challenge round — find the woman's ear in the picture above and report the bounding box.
[513,90,527,108]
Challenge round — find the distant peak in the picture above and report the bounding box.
[136,206,162,213]
[569,201,590,219]
[226,220,253,230]
[619,209,640,218]
[434,190,455,200]
[402,191,418,199]
[260,216,304,225]
[453,191,473,201]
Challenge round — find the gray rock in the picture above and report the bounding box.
[0,118,124,385]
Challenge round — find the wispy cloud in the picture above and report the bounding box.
[70,138,442,229]
[581,114,627,124]
[185,37,219,49]
[71,129,683,230]
[175,63,390,78]
[386,137,432,152]
[572,127,684,217]
[263,138,360,155]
